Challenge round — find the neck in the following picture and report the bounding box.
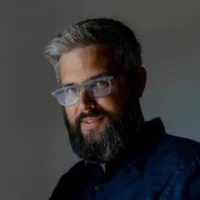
[100,163,106,172]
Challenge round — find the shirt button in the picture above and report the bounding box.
[94,184,100,191]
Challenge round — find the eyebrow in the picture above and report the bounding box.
[61,72,110,87]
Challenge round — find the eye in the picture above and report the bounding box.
[65,87,77,94]
[94,80,109,88]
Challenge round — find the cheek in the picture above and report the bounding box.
[64,106,76,125]
[97,93,125,114]
[100,83,129,113]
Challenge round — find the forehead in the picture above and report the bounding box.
[59,44,115,85]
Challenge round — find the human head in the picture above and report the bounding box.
[44,18,146,163]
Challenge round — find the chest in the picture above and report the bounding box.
[72,164,181,200]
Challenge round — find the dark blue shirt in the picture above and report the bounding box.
[50,118,200,200]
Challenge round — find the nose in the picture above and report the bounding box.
[78,88,96,111]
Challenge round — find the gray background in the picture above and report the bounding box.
[0,0,199,199]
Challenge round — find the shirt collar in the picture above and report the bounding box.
[124,117,166,169]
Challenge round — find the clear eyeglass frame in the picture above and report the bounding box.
[51,76,114,107]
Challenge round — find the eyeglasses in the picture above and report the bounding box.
[51,76,114,107]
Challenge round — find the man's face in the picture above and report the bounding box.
[59,44,136,162]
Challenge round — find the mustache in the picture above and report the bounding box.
[75,108,107,125]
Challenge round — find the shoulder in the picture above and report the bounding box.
[147,133,200,172]
[59,160,87,183]
[161,134,200,159]
[49,160,86,200]
[153,134,200,171]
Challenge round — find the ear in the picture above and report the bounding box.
[126,66,147,98]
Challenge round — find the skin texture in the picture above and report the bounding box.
[59,44,147,163]
[60,45,129,135]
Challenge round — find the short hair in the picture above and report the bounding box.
[44,18,142,81]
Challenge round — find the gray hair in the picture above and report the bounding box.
[44,18,142,81]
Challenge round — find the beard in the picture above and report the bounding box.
[63,99,141,163]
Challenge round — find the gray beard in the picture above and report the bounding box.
[67,116,124,163]
[63,106,140,163]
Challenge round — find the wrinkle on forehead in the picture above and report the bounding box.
[59,44,115,85]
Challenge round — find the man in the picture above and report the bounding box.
[44,18,200,199]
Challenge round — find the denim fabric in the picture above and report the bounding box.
[50,118,200,200]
